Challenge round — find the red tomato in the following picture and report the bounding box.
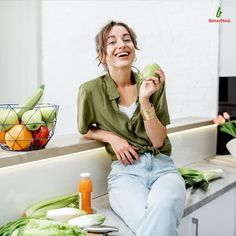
[32,125,49,148]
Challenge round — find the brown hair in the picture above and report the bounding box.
[95,21,139,66]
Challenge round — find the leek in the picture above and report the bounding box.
[47,208,87,222]
[68,214,106,228]
[178,167,223,191]
[24,192,79,218]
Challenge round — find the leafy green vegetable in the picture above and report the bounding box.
[178,167,223,191]
[12,219,86,236]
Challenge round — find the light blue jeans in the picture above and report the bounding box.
[107,153,186,236]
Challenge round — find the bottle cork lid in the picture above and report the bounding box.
[80,172,91,178]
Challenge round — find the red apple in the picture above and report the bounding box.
[32,125,49,148]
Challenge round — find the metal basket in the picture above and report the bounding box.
[0,103,59,151]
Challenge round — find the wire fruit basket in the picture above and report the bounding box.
[0,103,59,151]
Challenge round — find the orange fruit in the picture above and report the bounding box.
[5,124,32,151]
[0,130,6,144]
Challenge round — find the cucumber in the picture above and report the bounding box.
[17,85,45,119]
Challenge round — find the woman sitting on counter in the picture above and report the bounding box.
[77,20,186,236]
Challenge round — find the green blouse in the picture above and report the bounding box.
[77,71,172,161]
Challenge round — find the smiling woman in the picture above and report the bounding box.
[77,21,186,236]
[95,21,139,71]
[104,29,135,76]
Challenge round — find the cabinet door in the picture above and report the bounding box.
[178,215,192,236]
[178,188,236,236]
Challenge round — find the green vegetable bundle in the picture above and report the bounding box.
[0,218,31,236]
[0,192,80,236]
[0,191,107,235]
[24,192,79,218]
[178,167,223,191]
[11,219,86,236]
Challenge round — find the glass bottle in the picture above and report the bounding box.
[78,172,93,214]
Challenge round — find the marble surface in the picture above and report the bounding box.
[0,117,212,168]
[92,156,236,236]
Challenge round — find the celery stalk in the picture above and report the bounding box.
[0,217,31,236]
[24,193,79,218]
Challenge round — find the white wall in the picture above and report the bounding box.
[42,0,219,135]
[219,0,236,76]
[0,0,220,136]
[0,0,41,103]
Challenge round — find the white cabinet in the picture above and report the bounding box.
[178,188,236,236]
[0,149,111,225]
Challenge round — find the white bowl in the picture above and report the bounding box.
[226,138,236,158]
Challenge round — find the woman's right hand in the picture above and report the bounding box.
[109,134,140,165]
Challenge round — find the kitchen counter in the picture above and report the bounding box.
[0,117,213,168]
[0,134,104,168]
[92,155,236,236]
[0,117,231,235]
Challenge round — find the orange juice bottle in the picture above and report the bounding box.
[79,172,93,214]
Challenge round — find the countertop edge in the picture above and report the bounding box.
[0,117,213,168]
[168,120,213,133]
[183,181,236,217]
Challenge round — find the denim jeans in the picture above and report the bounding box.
[107,152,186,236]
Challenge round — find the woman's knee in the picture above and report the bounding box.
[147,173,186,215]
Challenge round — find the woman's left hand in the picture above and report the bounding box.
[139,68,165,100]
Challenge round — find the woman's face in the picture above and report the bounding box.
[104,25,135,70]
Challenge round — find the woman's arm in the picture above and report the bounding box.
[139,98,167,148]
[83,127,140,165]
[139,69,167,148]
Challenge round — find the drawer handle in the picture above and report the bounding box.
[192,217,199,236]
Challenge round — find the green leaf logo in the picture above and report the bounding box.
[216,7,222,18]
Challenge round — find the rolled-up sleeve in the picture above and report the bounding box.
[77,85,95,134]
